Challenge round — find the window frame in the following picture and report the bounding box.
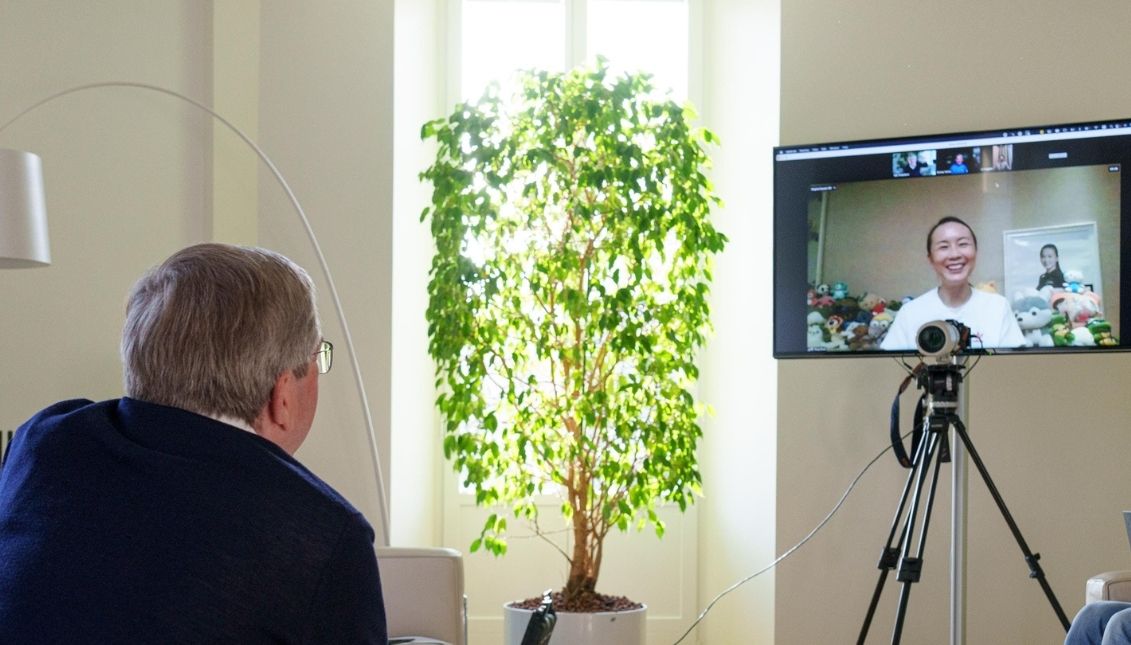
[446,0,702,108]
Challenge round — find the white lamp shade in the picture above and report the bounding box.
[0,148,50,268]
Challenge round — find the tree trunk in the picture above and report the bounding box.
[564,502,598,604]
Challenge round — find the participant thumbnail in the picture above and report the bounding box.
[892,150,937,178]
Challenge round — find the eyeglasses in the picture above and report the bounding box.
[313,339,333,375]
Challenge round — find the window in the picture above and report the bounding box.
[586,0,688,99]
[457,0,690,102]
[459,1,566,100]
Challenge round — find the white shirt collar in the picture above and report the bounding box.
[204,412,257,435]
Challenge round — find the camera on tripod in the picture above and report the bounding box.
[861,317,1071,643]
[915,319,971,360]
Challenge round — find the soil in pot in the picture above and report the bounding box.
[510,590,643,613]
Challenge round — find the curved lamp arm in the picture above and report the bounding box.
[0,81,391,546]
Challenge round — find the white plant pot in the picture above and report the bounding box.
[503,602,647,645]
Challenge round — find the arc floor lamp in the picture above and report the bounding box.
[0,82,391,547]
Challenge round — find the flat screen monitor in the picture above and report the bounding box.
[774,117,1131,358]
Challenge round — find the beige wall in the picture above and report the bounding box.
[0,2,213,433]
[697,0,780,643]
[391,0,447,548]
[780,2,1131,643]
[0,1,396,543]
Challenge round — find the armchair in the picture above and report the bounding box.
[1086,571,1131,604]
[377,546,467,645]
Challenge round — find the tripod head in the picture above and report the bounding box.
[916,359,965,432]
[889,320,973,467]
[912,319,972,431]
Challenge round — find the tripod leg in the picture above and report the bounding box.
[891,430,947,645]
[858,432,932,645]
[950,417,1071,632]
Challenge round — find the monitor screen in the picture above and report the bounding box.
[774,118,1130,358]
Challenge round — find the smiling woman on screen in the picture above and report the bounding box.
[880,216,1025,351]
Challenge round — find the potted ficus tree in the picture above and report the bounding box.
[420,59,726,643]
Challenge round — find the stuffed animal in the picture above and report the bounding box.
[833,296,861,323]
[825,314,845,335]
[974,280,998,294]
[1087,318,1119,346]
[807,311,827,349]
[847,324,875,351]
[1012,293,1054,347]
[831,281,849,300]
[1070,326,1096,346]
[806,309,856,351]
[1064,270,1085,294]
[1051,290,1102,327]
[1048,312,1073,346]
[807,323,826,349]
[869,310,894,343]
[858,292,885,314]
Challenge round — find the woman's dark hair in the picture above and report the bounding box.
[926,216,978,254]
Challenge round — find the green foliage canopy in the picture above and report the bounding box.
[420,60,726,600]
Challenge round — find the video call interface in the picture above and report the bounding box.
[774,119,1131,358]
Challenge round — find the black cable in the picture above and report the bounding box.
[963,352,982,377]
[670,433,911,645]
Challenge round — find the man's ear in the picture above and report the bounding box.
[266,370,295,431]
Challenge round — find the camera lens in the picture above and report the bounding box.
[917,325,947,354]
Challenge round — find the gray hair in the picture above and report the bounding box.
[121,243,321,424]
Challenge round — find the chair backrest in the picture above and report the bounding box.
[376,546,466,645]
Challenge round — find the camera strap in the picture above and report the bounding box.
[520,590,557,645]
[890,364,926,468]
